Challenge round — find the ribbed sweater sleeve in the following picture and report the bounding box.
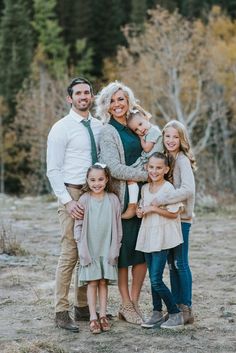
[100,125,147,182]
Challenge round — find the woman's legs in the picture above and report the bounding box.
[168,222,192,307]
[130,262,147,304]
[118,267,130,304]
[118,263,146,324]
[118,263,146,304]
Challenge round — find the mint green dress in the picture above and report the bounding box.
[109,118,145,268]
[79,194,118,285]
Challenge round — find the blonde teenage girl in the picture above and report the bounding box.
[74,163,122,334]
[152,120,196,325]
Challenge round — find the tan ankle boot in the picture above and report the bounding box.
[179,304,194,324]
[132,301,144,321]
[121,203,137,219]
[118,302,142,325]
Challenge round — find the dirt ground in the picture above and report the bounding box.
[0,194,235,353]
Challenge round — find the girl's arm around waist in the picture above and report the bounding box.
[142,205,179,219]
[152,156,195,205]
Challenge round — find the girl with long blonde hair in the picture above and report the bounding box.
[152,119,196,326]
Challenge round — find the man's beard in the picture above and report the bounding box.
[74,101,92,112]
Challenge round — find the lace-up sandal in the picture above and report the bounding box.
[89,319,101,334]
[118,303,142,325]
[99,316,111,332]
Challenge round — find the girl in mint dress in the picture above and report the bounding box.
[74,163,122,334]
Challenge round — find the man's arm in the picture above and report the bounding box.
[65,200,84,219]
[46,125,72,204]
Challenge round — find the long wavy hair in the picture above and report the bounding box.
[95,81,138,123]
[81,164,118,196]
[163,120,197,172]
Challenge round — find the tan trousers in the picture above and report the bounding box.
[55,186,87,313]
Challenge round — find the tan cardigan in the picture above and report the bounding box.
[99,124,148,211]
[74,192,123,266]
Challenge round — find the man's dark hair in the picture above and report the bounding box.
[67,77,93,98]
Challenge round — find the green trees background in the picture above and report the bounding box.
[0,0,236,195]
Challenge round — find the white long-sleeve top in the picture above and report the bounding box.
[47,108,103,204]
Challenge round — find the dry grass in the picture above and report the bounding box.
[0,223,28,256]
[1,340,66,353]
[0,195,235,353]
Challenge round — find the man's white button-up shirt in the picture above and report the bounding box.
[47,108,103,204]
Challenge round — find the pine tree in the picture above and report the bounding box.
[131,0,147,27]
[0,0,34,118]
[58,0,127,77]
[220,0,236,17]
[0,0,4,16]
[32,0,69,79]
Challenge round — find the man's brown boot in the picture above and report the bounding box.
[74,305,90,321]
[55,311,79,332]
[179,304,194,324]
[121,203,137,219]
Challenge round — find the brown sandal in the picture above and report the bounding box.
[89,319,101,334]
[99,316,111,332]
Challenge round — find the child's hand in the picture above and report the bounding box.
[136,207,143,218]
[150,198,158,206]
[142,205,155,215]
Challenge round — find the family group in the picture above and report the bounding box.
[46,77,196,334]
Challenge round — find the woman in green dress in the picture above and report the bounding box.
[96,81,148,324]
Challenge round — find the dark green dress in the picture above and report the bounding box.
[109,118,145,268]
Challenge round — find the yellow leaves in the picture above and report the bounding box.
[209,6,236,42]
[116,5,236,120]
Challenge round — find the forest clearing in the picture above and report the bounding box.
[1,3,236,352]
[0,194,235,353]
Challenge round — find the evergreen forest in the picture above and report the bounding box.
[0,0,236,197]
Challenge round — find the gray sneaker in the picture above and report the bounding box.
[160,312,184,329]
[141,311,165,328]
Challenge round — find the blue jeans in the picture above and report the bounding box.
[145,251,179,314]
[167,222,192,307]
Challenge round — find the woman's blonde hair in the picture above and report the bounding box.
[95,81,138,123]
[163,120,197,171]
